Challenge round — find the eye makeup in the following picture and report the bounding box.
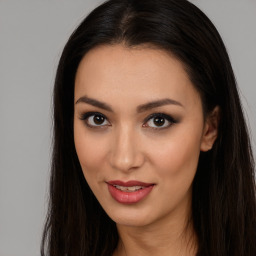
[142,113,178,130]
[79,111,110,128]
[78,111,178,130]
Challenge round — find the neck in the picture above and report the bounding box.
[113,212,197,256]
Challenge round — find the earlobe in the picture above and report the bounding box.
[200,106,220,152]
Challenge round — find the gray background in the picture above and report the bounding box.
[0,1,255,256]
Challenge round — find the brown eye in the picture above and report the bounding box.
[143,113,176,129]
[93,114,105,125]
[87,114,109,126]
[153,117,165,127]
[81,112,110,128]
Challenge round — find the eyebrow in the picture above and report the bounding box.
[75,96,113,112]
[75,96,183,113]
[137,98,183,113]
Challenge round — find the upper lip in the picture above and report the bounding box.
[107,180,154,187]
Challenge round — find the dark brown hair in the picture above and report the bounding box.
[41,0,256,255]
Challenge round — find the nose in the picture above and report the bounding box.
[109,126,145,172]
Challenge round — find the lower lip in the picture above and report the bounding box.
[107,184,154,204]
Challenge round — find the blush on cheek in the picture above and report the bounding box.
[76,150,100,182]
[74,130,100,164]
[75,144,105,185]
[157,139,200,181]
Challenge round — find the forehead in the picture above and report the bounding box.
[74,44,201,109]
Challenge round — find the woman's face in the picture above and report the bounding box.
[74,44,214,227]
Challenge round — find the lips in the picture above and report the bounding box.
[106,180,155,204]
[107,180,153,187]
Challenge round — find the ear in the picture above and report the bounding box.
[200,106,220,152]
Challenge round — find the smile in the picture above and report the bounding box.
[106,180,155,204]
[113,185,145,192]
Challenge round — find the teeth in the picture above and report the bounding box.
[113,185,145,192]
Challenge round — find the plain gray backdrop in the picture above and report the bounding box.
[0,1,255,256]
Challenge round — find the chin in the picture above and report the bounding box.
[113,216,152,227]
[104,206,158,227]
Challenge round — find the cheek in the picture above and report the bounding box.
[151,129,202,188]
[74,123,108,183]
[147,131,202,216]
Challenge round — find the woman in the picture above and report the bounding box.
[41,0,256,255]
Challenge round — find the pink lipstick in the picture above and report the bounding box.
[106,180,155,204]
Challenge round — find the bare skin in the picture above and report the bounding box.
[113,199,197,256]
[74,44,219,256]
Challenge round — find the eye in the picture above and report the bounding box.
[80,112,110,128]
[143,113,177,129]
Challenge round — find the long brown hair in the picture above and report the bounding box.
[41,0,256,255]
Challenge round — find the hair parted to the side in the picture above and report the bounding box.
[41,0,256,255]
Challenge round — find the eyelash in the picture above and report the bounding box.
[79,112,177,130]
[143,113,177,129]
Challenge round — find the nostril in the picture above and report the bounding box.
[109,147,145,172]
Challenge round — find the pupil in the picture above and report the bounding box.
[94,115,105,125]
[154,117,165,126]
